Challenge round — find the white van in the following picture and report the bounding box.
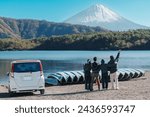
[8,60,45,96]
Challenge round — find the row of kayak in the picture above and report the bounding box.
[45,68,145,85]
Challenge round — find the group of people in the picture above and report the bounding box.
[83,50,120,91]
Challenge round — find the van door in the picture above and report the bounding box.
[13,62,42,88]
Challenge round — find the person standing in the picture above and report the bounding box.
[108,50,120,90]
[100,59,109,90]
[91,57,101,91]
[83,59,92,90]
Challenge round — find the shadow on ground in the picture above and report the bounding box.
[43,89,104,97]
[0,89,104,99]
[0,92,34,98]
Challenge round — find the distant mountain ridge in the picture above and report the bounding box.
[0,4,148,39]
[65,4,148,31]
[0,17,106,39]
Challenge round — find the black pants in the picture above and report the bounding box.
[84,72,91,90]
[101,73,109,89]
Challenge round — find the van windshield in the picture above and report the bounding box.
[13,62,41,73]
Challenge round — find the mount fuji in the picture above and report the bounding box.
[65,4,147,31]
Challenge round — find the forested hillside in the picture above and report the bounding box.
[1,29,150,50]
[0,17,106,39]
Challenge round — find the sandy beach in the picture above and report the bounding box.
[0,72,150,100]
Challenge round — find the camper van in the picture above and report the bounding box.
[8,60,45,96]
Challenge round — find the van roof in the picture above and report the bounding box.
[11,60,41,64]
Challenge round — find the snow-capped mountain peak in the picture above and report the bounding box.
[65,4,147,31]
[87,4,121,22]
[65,4,121,25]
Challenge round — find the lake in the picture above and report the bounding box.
[0,50,150,84]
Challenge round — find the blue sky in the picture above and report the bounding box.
[0,0,150,26]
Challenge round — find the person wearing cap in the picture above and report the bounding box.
[91,57,101,91]
[83,59,92,90]
[100,59,109,90]
[108,50,121,90]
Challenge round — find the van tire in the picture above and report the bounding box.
[9,91,14,97]
[8,87,13,97]
[40,89,45,95]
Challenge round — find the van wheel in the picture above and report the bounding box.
[8,90,14,97]
[40,89,45,95]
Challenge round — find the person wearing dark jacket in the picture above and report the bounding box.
[100,59,109,90]
[91,57,101,91]
[83,59,92,90]
[108,50,120,90]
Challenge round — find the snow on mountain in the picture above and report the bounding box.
[65,4,147,31]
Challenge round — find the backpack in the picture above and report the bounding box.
[92,62,100,73]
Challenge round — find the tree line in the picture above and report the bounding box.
[0,29,150,50]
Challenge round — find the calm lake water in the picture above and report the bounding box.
[0,50,150,84]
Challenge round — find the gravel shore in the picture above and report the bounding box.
[0,72,150,100]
